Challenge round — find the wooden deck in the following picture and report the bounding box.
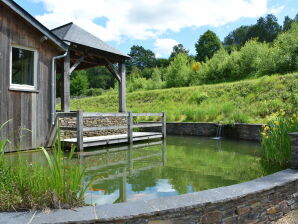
[62,132,163,148]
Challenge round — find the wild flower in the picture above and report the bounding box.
[261,113,298,166]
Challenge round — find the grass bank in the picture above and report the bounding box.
[70,72,298,124]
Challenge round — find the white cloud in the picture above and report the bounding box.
[33,0,268,43]
[268,5,285,15]
[154,38,179,57]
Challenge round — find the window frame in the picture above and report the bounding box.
[9,44,38,91]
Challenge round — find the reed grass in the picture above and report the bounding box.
[0,122,89,211]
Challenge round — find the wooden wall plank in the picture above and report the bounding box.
[0,4,61,151]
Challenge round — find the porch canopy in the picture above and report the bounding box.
[52,22,130,112]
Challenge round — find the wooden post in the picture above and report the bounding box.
[118,63,126,112]
[162,139,167,166]
[62,51,70,112]
[162,112,166,139]
[76,110,84,151]
[127,111,133,144]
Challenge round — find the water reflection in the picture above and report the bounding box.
[81,140,167,205]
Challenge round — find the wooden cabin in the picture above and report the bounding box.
[0,0,129,152]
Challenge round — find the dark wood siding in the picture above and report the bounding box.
[0,3,62,152]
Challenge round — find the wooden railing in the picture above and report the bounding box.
[57,111,166,151]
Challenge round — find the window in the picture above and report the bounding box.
[10,45,38,90]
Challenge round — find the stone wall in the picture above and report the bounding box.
[144,122,262,141]
[7,169,298,224]
[59,116,127,139]
[223,123,263,141]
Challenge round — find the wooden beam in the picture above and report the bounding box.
[69,55,85,74]
[104,58,121,82]
[118,62,126,112]
[61,51,70,112]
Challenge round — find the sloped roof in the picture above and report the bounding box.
[52,23,129,59]
[1,0,68,51]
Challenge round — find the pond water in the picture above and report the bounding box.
[80,136,280,206]
[6,136,282,206]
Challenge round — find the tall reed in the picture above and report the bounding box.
[261,110,298,166]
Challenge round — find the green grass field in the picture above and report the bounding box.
[69,72,298,124]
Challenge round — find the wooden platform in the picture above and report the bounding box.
[62,132,163,148]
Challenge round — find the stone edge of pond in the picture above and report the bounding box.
[1,169,298,224]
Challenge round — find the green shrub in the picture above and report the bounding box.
[84,88,104,96]
[261,110,298,166]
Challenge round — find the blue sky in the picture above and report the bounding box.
[15,0,298,58]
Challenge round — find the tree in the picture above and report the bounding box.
[224,25,251,49]
[170,44,189,59]
[165,53,191,87]
[126,45,156,72]
[195,30,222,62]
[283,16,294,32]
[86,67,115,90]
[70,70,89,96]
[247,14,281,42]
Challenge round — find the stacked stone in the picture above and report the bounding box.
[289,133,298,169]
[59,116,127,139]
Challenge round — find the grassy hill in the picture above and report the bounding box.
[70,72,298,124]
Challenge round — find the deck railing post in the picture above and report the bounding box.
[77,110,84,151]
[127,111,133,144]
[162,112,166,139]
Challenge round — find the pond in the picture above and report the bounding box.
[6,136,282,206]
[80,136,281,206]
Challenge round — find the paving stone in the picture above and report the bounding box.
[31,206,95,224]
[0,212,35,224]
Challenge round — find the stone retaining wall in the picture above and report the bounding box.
[144,122,263,141]
[4,169,298,224]
[59,117,127,139]
[223,123,263,141]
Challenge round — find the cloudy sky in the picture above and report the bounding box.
[15,0,298,58]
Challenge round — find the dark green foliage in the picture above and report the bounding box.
[126,45,156,72]
[224,14,282,48]
[248,14,281,43]
[170,44,189,59]
[86,67,115,90]
[224,25,251,49]
[156,58,170,68]
[195,30,222,62]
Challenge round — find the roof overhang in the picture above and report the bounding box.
[1,0,68,51]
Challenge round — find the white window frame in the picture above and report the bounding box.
[10,45,38,91]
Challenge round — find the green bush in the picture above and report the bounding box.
[261,110,298,166]
[84,88,104,96]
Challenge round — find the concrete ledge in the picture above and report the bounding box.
[2,169,298,224]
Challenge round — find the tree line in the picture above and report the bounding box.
[70,13,298,96]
